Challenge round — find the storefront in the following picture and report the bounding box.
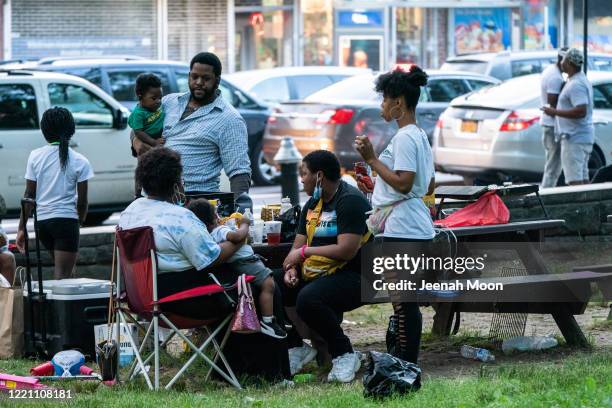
[300,0,585,70]
[234,0,297,71]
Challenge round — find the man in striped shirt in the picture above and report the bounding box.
[133,52,251,195]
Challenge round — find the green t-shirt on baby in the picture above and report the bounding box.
[128,105,165,138]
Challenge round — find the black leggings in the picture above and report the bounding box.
[282,270,362,358]
[382,237,431,364]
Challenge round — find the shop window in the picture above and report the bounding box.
[302,0,333,66]
[250,77,290,102]
[0,84,38,129]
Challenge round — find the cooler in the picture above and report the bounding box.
[23,278,110,359]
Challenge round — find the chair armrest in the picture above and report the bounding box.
[156,284,226,305]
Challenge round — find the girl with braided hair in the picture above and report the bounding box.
[16,107,94,279]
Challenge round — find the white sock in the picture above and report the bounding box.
[262,315,274,323]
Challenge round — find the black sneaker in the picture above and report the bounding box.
[260,318,287,339]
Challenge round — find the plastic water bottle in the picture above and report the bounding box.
[501,336,558,354]
[280,197,292,217]
[460,345,495,362]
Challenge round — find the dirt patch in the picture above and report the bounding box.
[342,304,611,379]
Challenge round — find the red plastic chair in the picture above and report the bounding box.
[114,226,251,390]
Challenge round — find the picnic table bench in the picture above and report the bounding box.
[253,217,612,348]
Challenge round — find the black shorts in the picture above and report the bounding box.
[37,218,80,252]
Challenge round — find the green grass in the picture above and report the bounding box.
[1,349,610,407]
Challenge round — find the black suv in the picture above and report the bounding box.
[34,57,273,185]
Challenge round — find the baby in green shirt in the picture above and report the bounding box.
[128,73,165,156]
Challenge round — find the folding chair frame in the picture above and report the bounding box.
[114,247,242,390]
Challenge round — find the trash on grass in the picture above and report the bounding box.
[363,351,421,399]
[502,336,558,354]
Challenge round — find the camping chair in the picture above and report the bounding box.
[114,226,250,390]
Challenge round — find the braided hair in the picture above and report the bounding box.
[40,107,75,171]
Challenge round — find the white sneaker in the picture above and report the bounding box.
[288,344,318,376]
[327,352,361,383]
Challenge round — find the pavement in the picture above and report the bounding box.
[1,172,464,238]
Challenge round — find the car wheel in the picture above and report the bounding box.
[83,212,113,226]
[251,140,279,186]
[588,147,605,181]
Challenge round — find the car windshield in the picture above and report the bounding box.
[457,74,540,108]
[440,61,488,74]
[305,75,379,102]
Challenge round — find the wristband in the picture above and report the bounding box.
[300,244,308,261]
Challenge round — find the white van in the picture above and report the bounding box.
[0,70,135,224]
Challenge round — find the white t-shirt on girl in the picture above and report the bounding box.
[24,145,94,221]
[371,124,435,240]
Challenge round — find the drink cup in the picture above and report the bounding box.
[266,221,282,245]
[251,220,264,244]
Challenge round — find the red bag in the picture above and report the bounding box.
[434,191,510,228]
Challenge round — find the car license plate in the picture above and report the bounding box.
[461,120,478,133]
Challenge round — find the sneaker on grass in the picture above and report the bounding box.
[288,343,318,376]
[260,317,287,339]
[327,352,361,383]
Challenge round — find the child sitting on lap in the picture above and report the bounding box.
[187,199,287,339]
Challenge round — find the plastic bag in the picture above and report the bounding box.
[279,205,301,243]
[434,191,510,228]
[362,351,421,398]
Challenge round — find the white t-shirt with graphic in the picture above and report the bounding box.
[119,198,221,273]
[371,124,435,240]
[25,145,94,221]
[210,225,254,262]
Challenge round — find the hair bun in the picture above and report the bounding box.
[407,65,428,87]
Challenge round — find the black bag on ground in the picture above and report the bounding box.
[363,351,421,398]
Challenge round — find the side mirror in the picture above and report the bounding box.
[113,108,128,130]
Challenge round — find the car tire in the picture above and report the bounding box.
[83,212,113,226]
[588,147,605,181]
[251,140,279,186]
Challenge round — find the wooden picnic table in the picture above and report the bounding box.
[252,219,610,348]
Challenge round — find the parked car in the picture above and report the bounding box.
[440,50,612,80]
[0,69,133,224]
[260,71,499,184]
[225,66,370,104]
[432,72,612,184]
[31,57,273,185]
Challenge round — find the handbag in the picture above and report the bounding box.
[0,267,24,358]
[230,274,261,334]
[302,199,371,282]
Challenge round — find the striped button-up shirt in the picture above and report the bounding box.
[162,91,251,192]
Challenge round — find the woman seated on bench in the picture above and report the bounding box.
[281,150,371,383]
[117,147,242,319]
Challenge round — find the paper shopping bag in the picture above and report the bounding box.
[0,286,24,358]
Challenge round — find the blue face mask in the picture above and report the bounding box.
[312,177,322,201]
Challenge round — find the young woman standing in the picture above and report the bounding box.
[355,65,435,364]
